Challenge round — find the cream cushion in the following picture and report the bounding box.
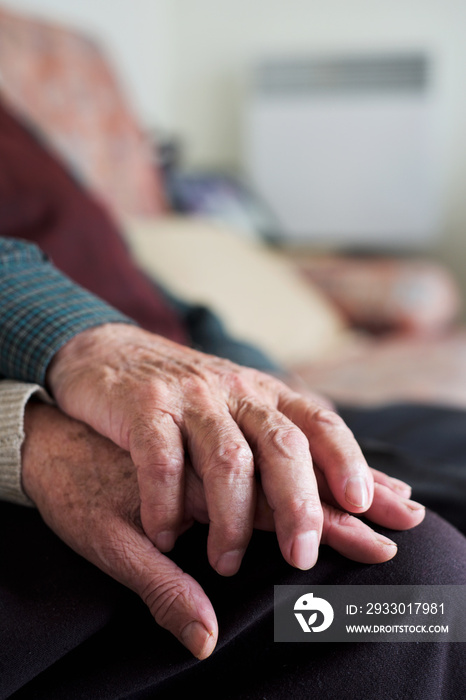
[122,217,347,366]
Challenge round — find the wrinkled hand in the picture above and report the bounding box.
[22,402,425,659]
[46,324,403,575]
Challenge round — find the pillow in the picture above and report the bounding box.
[122,217,348,366]
[294,254,461,334]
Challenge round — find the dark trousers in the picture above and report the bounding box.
[1,404,466,700]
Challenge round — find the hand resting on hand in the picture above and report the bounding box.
[22,401,425,660]
[47,323,389,577]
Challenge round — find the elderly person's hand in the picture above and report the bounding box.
[22,402,425,660]
[46,324,412,576]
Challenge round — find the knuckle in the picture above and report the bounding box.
[141,576,193,629]
[235,396,258,422]
[209,440,254,477]
[197,415,255,479]
[137,451,182,482]
[308,407,348,432]
[179,373,208,397]
[284,495,323,524]
[265,424,309,460]
[311,407,343,427]
[223,370,251,396]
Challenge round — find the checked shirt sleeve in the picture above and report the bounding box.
[0,238,135,385]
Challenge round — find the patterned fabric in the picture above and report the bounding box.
[0,238,133,384]
[0,5,166,219]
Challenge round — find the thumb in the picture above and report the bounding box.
[93,518,218,660]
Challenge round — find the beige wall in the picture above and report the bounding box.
[168,1,463,169]
[167,1,466,304]
[6,0,466,305]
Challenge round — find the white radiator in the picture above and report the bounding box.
[245,53,441,250]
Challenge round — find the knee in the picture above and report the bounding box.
[367,509,466,585]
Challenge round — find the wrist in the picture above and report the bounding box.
[46,323,136,398]
[21,401,95,505]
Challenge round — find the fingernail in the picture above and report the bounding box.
[181,621,215,659]
[376,534,398,548]
[291,531,319,570]
[389,478,412,497]
[216,550,244,576]
[155,530,176,552]
[345,476,369,508]
[404,499,426,512]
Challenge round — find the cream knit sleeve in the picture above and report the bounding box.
[0,380,53,507]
